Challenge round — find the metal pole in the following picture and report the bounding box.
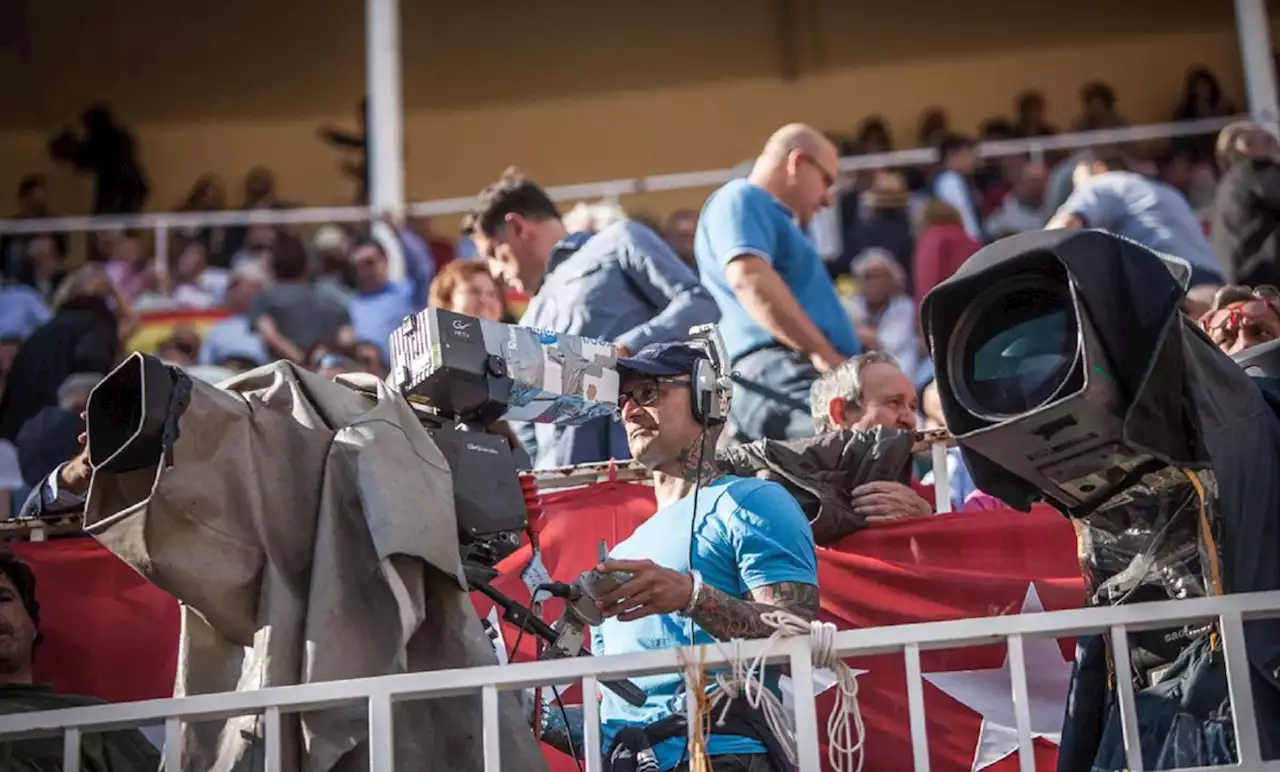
[1235,0,1280,134]
[366,0,406,279]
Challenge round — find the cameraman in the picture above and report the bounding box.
[465,169,719,469]
[533,341,818,772]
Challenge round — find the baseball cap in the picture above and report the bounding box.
[616,342,704,378]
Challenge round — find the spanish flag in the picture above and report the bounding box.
[505,290,530,321]
[126,308,231,354]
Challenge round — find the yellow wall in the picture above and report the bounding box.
[0,0,1263,223]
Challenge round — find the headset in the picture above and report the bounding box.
[688,324,733,426]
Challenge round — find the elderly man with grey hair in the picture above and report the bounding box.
[809,352,933,520]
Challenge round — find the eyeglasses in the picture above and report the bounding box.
[1199,286,1280,334]
[800,153,837,189]
[618,377,690,410]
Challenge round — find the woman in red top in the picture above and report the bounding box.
[912,199,982,304]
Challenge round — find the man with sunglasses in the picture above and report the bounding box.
[534,341,818,771]
[695,124,861,444]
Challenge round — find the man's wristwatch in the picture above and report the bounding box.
[679,570,703,617]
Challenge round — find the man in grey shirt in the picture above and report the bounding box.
[465,168,719,468]
[251,235,353,363]
[1047,153,1224,285]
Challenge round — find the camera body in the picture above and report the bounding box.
[922,229,1206,515]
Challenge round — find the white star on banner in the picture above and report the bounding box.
[923,584,1074,772]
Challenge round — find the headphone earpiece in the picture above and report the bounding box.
[690,345,728,426]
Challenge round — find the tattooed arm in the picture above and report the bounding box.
[690,581,820,640]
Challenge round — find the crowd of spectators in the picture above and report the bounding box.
[0,63,1276,519]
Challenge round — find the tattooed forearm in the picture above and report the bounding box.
[690,581,820,640]
[524,690,584,759]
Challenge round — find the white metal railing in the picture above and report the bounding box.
[0,116,1241,240]
[2,588,1278,771]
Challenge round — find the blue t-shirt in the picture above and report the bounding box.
[0,285,51,342]
[590,476,818,770]
[695,179,860,362]
[349,281,420,360]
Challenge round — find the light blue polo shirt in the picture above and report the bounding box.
[1057,171,1224,280]
[695,179,860,362]
[590,476,818,770]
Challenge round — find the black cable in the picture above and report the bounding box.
[677,416,712,770]
[550,685,584,772]
[510,588,584,772]
[508,587,545,676]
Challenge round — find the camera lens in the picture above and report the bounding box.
[952,277,1080,419]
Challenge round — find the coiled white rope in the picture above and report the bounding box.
[685,610,866,772]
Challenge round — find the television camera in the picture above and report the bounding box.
[921,228,1280,764]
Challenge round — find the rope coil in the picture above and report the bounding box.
[682,611,866,772]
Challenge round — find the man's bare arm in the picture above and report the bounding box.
[724,256,843,371]
[690,580,820,640]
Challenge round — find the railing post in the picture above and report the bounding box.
[1108,625,1145,772]
[1220,610,1263,765]
[164,716,183,772]
[786,635,823,772]
[481,684,502,772]
[154,223,170,288]
[61,727,81,771]
[1028,141,1045,167]
[367,692,395,771]
[903,643,932,772]
[264,706,283,772]
[931,441,951,514]
[581,676,603,772]
[1235,0,1280,135]
[1005,634,1037,772]
[366,0,405,218]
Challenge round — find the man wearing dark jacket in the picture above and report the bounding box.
[0,297,118,443]
[1210,120,1280,286]
[0,552,160,771]
[15,372,99,489]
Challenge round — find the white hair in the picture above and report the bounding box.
[562,201,628,233]
[850,248,907,292]
[230,261,271,288]
[58,372,103,406]
[809,352,901,433]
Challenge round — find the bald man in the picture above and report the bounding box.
[695,123,861,443]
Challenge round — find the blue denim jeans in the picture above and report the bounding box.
[727,346,818,444]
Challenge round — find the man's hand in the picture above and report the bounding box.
[612,342,633,359]
[58,413,92,496]
[594,559,694,622]
[852,481,932,523]
[810,348,844,374]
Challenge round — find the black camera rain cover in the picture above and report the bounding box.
[923,231,1280,754]
[922,229,1212,511]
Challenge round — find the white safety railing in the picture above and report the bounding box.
[0,116,1241,242]
[2,588,1277,772]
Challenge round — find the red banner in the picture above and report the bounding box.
[11,539,180,704]
[473,483,1083,772]
[16,482,1083,771]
